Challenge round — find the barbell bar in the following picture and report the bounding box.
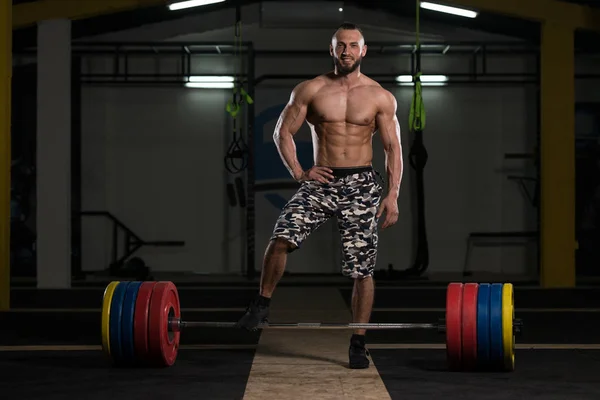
[171,320,439,331]
[168,319,523,334]
[101,281,520,371]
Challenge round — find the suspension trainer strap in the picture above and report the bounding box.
[403,0,430,278]
[224,5,254,174]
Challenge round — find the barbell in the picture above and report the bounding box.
[101,281,521,371]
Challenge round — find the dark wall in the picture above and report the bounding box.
[11,63,37,277]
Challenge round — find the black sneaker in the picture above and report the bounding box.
[349,344,370,369]
[235,298,270,331]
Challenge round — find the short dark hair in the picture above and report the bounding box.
[333,22,365,41]
[337,22,363,34]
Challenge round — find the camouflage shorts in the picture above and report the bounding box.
[270,166,384,278]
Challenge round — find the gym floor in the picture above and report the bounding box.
[2,282,600,399]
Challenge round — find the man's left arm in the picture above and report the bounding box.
[376,90,403,201]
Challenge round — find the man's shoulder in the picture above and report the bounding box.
[377,87,397,104]
[295,75,328,92]
[357,79,397,114]
[289,75,322,93]
[360,76,394,96]
[290,76,328,103]
[360,79,396,106]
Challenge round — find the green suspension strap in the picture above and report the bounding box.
[224,5,254,211]
[224,4,254,175]
[404,0,430,277]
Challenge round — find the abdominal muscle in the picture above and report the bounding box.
[311,122,374,168]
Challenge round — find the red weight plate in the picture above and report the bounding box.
[446,282,464,371]
[148,281,181,367]
[133,281,157,364]
[461,283,479,370]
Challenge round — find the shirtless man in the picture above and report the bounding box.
[236,22,403,369]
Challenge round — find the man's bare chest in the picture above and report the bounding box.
[307,90,377,127]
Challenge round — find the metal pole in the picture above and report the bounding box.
[0,1,11,311]
[245,43,256,279]
[535,51,541,280]
[71,55,83,279]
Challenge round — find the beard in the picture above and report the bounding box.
[334,55,362,75]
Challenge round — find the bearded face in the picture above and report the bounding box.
[330,29,366,76]
[333,52,362,75]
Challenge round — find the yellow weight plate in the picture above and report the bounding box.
[502,283,515,371]
[101,281,120,358]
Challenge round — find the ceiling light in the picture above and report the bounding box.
[188,76,234,83]
[185,76,235,88]
[420,2,478,18]
[185,82,235,89]
[396,75,448,83]
[168,0,226,11]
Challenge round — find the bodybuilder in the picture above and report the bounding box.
[236,22,403,369]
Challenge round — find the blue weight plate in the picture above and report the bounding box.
[489,283,504,369]
[109,281,130,365]
[477,283,491,368]
[121,281,142,365]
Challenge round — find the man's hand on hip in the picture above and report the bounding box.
[295,166,334,184]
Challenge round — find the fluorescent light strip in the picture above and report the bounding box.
[188,76,234,83]
[396,75,448,83]
[420,1,478,18]
[185,82,235,89]
[185,76,235,88]
[168,0,226,11]
[398,82,448,87]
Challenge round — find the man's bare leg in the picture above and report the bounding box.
[236,238,292,329]
[348,275,374,368]
[260,238,293,298]
[352,275,375,335]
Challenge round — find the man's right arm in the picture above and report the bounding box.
[273,81,311,181]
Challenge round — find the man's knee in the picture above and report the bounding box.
[268,237,297,254]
